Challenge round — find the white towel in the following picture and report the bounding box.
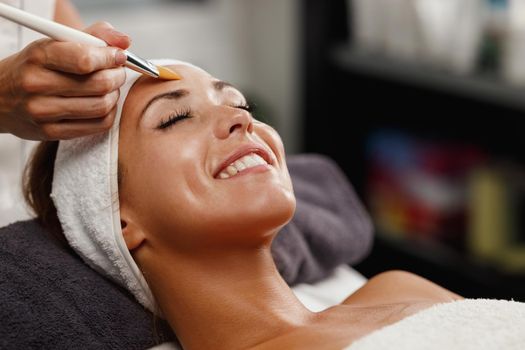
[51,59,191,312]
[151,297,525,350]
[345,298,525,350]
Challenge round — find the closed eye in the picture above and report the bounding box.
[157,103,253,130]
[157,108,192,130]
[234,103,253,113]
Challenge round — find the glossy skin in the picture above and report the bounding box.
[119,64,295,252]
[0,0,131,140]
[118,64,462,350]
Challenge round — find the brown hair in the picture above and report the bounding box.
[22,141,68,247]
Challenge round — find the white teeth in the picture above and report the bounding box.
[226,165,238,176]
[252,154,266,165]
[217,152,269,179]
[243,155,257,167]
[233,159,247,171]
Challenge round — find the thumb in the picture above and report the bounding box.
[84,21,131,50]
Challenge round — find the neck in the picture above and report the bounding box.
[139,240,314,350]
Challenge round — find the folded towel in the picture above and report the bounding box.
[0,220,176,350]
[50,59,197,312]
[345,299,525,350]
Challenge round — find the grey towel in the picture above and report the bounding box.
[0,219,176,350]
[0,153,373,349]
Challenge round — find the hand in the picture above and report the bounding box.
[0,21,131,140]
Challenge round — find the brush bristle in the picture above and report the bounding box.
[157,66,182,80]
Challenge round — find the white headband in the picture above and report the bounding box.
[51,59,194,312]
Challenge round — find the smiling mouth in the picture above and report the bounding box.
[216,153,269,179]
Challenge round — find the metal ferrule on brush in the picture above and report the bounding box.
[124,51,159,78]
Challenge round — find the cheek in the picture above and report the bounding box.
[123,136,211,237]
[254,124,286,161]
[253,125,293,188]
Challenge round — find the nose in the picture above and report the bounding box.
[213,107,254,139]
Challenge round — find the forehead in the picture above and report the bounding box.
[121,64,216,117]
[130,64,213,97]
[120,63,246,128]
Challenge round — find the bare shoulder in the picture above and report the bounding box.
[343,270,463,306]
[251,271,463,350]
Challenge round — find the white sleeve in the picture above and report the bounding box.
[0,1,55,227]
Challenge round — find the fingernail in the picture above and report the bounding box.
[110,29,129,39]
[115,50,127,65]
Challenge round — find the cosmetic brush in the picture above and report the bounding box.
[0,2,180,80]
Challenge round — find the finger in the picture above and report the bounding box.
[27,90,120,123]
[41,106,118,140]
[83,21,131,50]
[27,67,126,97]
[39,40,126,74]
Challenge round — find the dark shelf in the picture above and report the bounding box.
[354,232,525,302]
[331,45,525,112]
[302,1,525,300]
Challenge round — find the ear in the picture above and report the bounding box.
[120,207,146,251]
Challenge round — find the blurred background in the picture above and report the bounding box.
[73,0,525,300]
[71,0,302,153]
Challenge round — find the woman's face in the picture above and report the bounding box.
[118,64,295,252]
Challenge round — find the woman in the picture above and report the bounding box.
[26,61,507,350]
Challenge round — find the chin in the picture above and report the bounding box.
[208,187,296,241]
[247,187,295,233]
[262,193,296,230]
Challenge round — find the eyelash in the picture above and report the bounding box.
[236,103,253,113]
[157,108,192,130]
[157,104,253,130]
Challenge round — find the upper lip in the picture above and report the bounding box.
[214,143,274,178]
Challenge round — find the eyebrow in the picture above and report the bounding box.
[141,89,190,117]
[213,80,236,91]
[140,80,241,120]
[213,80,247,104]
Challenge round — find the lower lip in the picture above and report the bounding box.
[217,164,271,180]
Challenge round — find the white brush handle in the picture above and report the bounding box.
[0,2,159,77]
[0,2,107,47]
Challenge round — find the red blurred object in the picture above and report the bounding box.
[366,131,487,249]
